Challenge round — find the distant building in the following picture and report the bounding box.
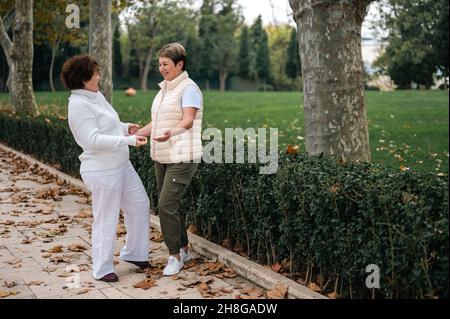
[361,37,387,75]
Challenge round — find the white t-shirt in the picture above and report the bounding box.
[67,89,136,172]
[181,84,202,109]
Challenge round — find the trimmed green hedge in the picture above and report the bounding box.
[1,112,448,299]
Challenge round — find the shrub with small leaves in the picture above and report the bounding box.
[1,113,447,298]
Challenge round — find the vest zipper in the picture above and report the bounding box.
[152,88,166,160]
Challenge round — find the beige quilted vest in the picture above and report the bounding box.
[150,71,203,163]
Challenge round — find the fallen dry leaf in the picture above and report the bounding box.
[187,224,200,235]
[219,287,233,294]
[75,209,92,218]
[180,276,214,288]
[7,259,22,265]
[16,221,40,228]
[116,224,127,236]
[266,283,288,299]
[68,244,86,252]
[192,261,235,278]
[28,281,45,286]
[271,263,282,273]
[49,245,64,253]
[34,205,54,215]
[197,281,225,298]
[150,231,164,243]
[197,282,211,297]
[0,220,15,225]
[77,264,90,272]
[50,254,74,264]
[133,277,157,290]
[10,210,21,216]
[3,281,16,288]
[214,268,237,279]
[77,288,90,295]
[240,287,265,298]
[327,292,339,299]
[35,188,62,201]
[307,282,322,292]
[11,194,29,204]
[182,258,202,270]
[42,266,57,273]
[0,290,19,298]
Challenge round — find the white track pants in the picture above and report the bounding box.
[81,161,150,279]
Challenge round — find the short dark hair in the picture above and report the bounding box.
[159,43,187,71]
[60,54,99,90]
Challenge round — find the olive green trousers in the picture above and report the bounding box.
[154,161,198,255]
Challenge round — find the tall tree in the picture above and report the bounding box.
[0,44,8,92]
[184,33,202,80]
[113,23,123,78]
[214,0,240,91]
[375,0,445,88]
[89,0,112,102]
[0,0,38,115]
[198,0,217,90]
[289,0,372,162]
[285,27,301,79]
[238,25,250,78]
[125,0,196,91]
[0,2,12,92]
[266,24,292,89]
[34,0,88,92]
[432,0,448,88]
[250,16,271,86]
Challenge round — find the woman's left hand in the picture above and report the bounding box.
[153,129,171,142]
[128,123,141,135]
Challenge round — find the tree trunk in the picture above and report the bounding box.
[219,70,228,92]
[289,0,372,162]
[205,79,210,91]
[0,0,38,115]
[140,46,155,91]
[135,49,145,88]
[49,37,61,93]
[89,0,112,103]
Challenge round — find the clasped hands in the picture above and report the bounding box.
[128,124,171,146]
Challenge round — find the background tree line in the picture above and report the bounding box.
[1,0,447,93]
[1,0,302,92]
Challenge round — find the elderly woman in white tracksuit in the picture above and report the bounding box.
[61,54,151,282]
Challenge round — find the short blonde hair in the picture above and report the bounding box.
[159,43,187,71]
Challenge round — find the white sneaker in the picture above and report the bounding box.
[180,249,193,263]
[163,256,184,276]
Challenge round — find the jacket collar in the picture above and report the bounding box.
[71,89,99,100]
[158,71,189,91]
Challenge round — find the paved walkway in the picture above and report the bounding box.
[0,147,264,299]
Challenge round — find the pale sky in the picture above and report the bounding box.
[238,0,293,26]
[236,0,385,66]
[236,0,381,39]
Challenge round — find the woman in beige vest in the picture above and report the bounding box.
[137,43,203,276]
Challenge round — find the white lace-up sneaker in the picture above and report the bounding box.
[180,248,193,263]
[163,255,184,276]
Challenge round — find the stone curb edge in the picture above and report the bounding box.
[0,142,327,300]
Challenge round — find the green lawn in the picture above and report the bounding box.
[0,90,448,173]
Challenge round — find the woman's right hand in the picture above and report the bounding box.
[135,135,148,147]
